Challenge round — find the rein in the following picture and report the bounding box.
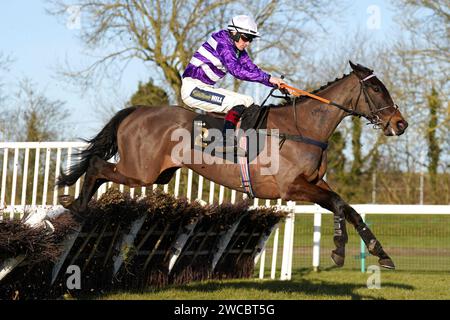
[281,74,398,128]
[258,73,398,150]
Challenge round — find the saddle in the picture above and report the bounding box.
[191,104,270,163]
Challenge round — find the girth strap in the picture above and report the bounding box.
[260,131,328,150]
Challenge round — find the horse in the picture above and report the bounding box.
[57,61,408,269]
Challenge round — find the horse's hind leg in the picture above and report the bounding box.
[65,156,109,214]
[65,155,143,214]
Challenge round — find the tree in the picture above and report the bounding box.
[47,0,341,103]
[392,0,449,64]
[0,53,14,138]
[128,79,169,107]
[426,87,441,182]
[1,79,70,141]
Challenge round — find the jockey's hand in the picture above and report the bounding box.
[269,76,286,88]
[279,87,290,96]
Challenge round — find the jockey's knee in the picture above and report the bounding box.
[242,95,254,107]
[231,104,246,115]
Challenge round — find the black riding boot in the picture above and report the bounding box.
[215,105,247,156]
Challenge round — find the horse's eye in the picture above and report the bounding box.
[373,86,380,92]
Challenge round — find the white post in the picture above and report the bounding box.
[312,209,322,272]
[32,148,40,206]
[197,175,204,201]
[209,181,215,204]
[271,225,279,280]
[174,169,181,198]
[42,148,51,206]
[74,149,80,198]
[21,148,30,207]
[65,147,71,195]
[75,179,80,198]
[259,249,266,279]
[280,201,295,280]
[53,148,61,205]
[287,204,295,278]
[1,148,8,208]
[186,169,193,201]
[10,148,19,212]
[280,213,291,280]
[97,183,106,199]
[231,189,236,204]
[219,185,225,204]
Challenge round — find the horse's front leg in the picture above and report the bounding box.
[284,175,394,269]
[340,200,395,269]
[316,179,348,267]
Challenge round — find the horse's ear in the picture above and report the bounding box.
[349,60,372,79]
[349,60,358,70]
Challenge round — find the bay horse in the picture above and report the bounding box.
[58,61,408,269]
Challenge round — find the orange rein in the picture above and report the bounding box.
[279,83,331,105]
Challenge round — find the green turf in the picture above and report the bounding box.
[97,268,450,300]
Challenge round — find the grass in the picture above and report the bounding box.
[95,268,450,300]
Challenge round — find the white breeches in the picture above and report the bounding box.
[181,77,254,113]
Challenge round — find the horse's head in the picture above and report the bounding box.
[349,61,408,136]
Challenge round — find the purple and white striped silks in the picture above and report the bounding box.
[182,30,273,88]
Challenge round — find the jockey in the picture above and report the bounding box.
[181,14,285,154]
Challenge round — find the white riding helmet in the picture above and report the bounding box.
[227,15,260,38]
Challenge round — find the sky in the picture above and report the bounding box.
[0,0,401,140]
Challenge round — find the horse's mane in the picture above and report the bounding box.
[267,72,354,108]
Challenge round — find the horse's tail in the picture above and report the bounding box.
[57,106,139,187]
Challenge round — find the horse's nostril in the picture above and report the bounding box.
[397,120,408,131]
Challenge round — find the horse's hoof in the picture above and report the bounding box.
[379,258,395,270]
[331,251,345,267]
[59,195,74,208]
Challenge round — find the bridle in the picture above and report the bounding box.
[353,74,399,130]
